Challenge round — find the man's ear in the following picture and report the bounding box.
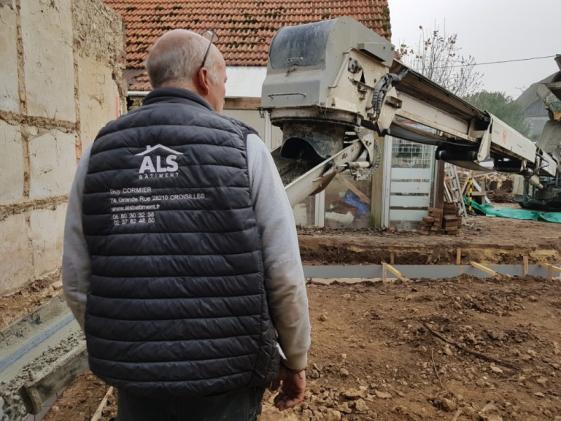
[196,68,210,95]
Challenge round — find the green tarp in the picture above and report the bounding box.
[465,198,561,224]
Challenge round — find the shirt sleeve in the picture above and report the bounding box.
[246,134,311,370]
[62,146,92,330]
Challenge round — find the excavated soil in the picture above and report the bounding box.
[4,215,560,420]
[42,372,113,421]
[299,216,561,265]
[0,270,62,330]
[44,275,561,421]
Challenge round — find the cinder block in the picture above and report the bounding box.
[29,203,67,278]
[78,57,121,152]
[0,120,24,203]
[29,128,76,198]
[0,0,20,113]
[0,213,33,294]
[20,0,75,122]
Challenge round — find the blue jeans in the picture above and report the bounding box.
[117,388,265,421]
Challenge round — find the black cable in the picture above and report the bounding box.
[433,54,556,69]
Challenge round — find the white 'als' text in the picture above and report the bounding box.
[139,155,179,175]
[135,144,182,180]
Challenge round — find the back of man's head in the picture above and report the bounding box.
[146,29,217,89]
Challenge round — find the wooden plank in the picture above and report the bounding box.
[433,160,446,210]
[389,209,429,222]
[390,181,432,194]
[470,261,497,276]
[539,263,561,271]
[21,343,88,414]
[382,263,408,281]
[91,387,114,421]
[224,97,261,110]
[390,194,430,208]
[390,168,433,180]
[370,135,385,228]
[539,263,561,280]
[340,176,370,204]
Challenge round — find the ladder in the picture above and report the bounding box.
[444,163,467,217]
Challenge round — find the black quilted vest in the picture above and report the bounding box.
[82,88,279,398]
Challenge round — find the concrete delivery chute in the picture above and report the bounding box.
[261,17,561,209]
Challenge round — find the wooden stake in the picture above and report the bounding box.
[523,256,529,276]
[470,261,497,277]
[390,252,395,265]
[455,248,462,265]
[540,263,561,280]
[382,263,408,282]
[91,387,114,421]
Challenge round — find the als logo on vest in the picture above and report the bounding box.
[135,144,182,180]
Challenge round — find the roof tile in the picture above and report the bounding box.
[104,0,391,91]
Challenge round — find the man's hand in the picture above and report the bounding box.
[269,365,306,410]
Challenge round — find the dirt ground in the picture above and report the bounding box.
[44,274,561,421]
[2,214,560,420]
[43,372,113,421]
[299,216,561,265]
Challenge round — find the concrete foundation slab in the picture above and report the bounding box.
[303,264,561,280]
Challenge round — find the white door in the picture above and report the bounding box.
[388,137,435,229]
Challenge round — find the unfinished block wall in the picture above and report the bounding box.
[0,0,125,295]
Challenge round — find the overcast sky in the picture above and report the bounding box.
[388,0,560,98]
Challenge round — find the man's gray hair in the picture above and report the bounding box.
[146,30,217,89]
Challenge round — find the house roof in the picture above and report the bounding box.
[103,0,391,91]
[515,72,559,113]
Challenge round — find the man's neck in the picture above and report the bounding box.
[160,81,199,95]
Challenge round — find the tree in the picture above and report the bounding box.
[398,25,482,98]
[464,91,530,136]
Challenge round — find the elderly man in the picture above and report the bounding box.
[62,29,310,420]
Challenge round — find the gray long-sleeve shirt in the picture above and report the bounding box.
[62,133,311,370]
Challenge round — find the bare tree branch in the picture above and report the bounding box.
[398,25,483,98]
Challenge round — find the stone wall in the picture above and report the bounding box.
[0,0,125,294]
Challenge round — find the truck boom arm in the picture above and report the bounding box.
[261,17,560,206]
